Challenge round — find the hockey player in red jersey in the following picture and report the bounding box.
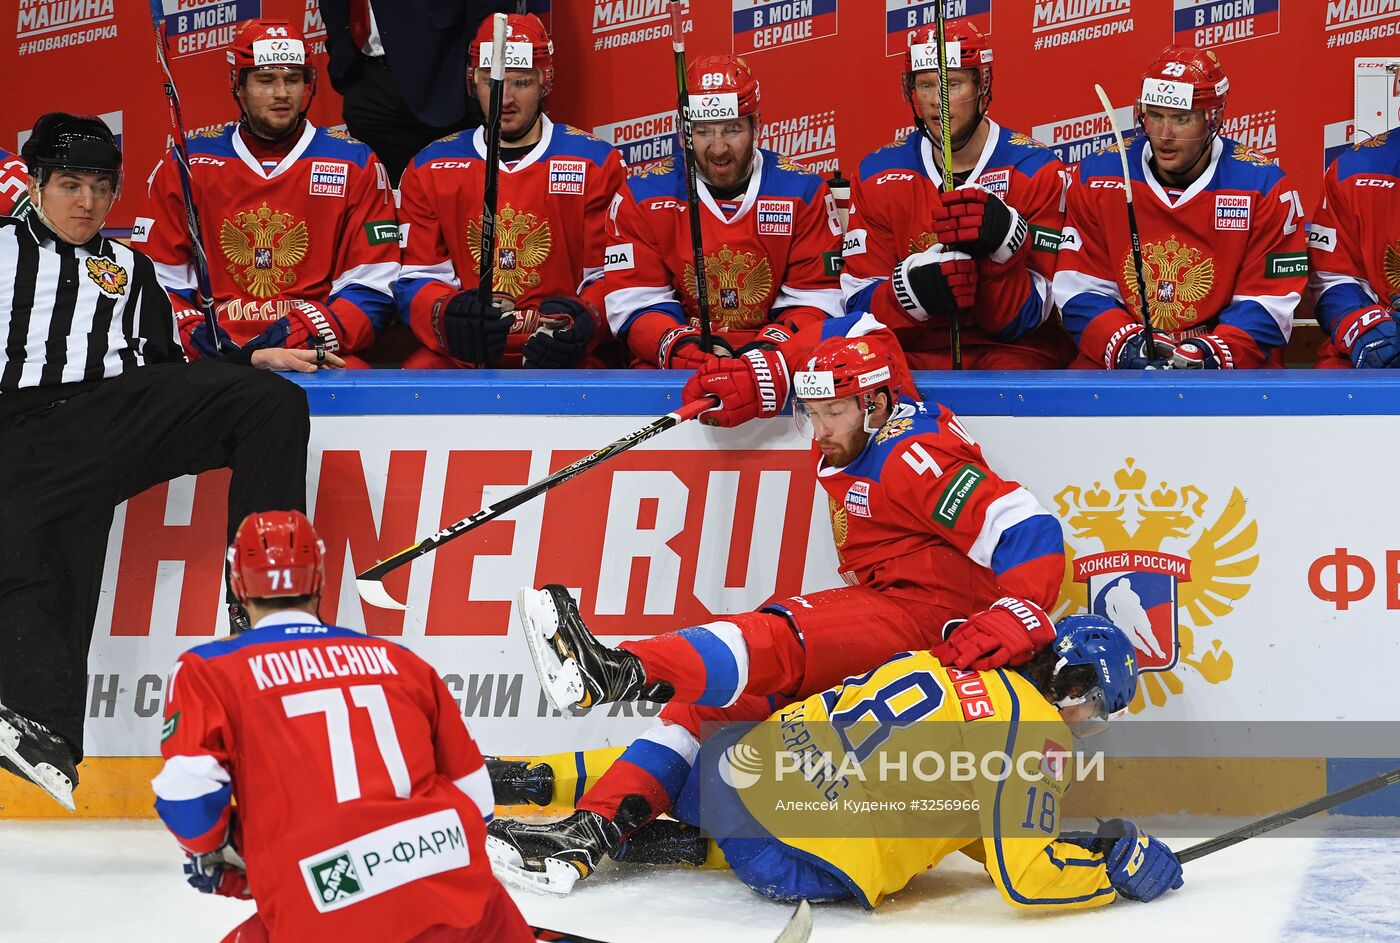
[152,511,532,943]
[603,54,845,369]
[139,20,398,368]
[487,333,1065,894]
[1307,129,1400,368]
[0,148,30,218]
[396,13,627,369]
[1053,46,1306,369]
[841,24,1074,369]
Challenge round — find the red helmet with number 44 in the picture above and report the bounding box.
[228,510,326,603]
[1136,45,1229,128]
[686,55,761,126]
[470,13,555,94]
[227,19,316,104]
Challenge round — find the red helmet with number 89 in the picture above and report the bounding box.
[470,13,555,95]
[227,19,316,114]
[686,55,761,130]
[227,510,326,604]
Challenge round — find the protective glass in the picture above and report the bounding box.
[913,73,980,104]
[691,123,751,144]
[1055,686,1112,739]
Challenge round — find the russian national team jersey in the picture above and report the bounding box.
[842,122,1072,368]
[813,394,1064,610]
[1054,135,1306,368]
[139,122,399,355]
[153,615,499,942]
[397,116,627,367]
[603,147,845,366]
[1308,130,1400,364]
[0,149,30,218]
[735,651,1114,910]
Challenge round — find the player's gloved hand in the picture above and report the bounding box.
[1337,304,1400,369]
[931,596,1056,671]
[521,296,598,369]
[176,308,238,360]
[657,324,735,370]
[436,289,514,366]
[735,322,796,353]
[1104,323,1176,370]
[1094,818,1183,903]
[933,185,1029,265]
[682,347,790,428]
[244,300,346,356]
[184,842,251,899]
[890,243,977,319]
[1170,333,1236,370]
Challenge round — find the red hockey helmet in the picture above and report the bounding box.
[686,55,761,127]
[904,22,993,109]
[227,19,316,112]
[470,13,555,94]
[1136,45,1229,125]
[227,510,326,603]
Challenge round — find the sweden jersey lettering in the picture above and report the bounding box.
[0,148,30,218]
[817,398,1063,611]
[1054,135,1306,368]
[602,148,845,366]
[152,620,500,941]
[396,116,627,367]
[843,122,1074,368]
[139,122,399,355]
[734,651,1115,910]
[1308,130,1400,368]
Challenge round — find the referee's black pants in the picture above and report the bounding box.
[0,360,310,761]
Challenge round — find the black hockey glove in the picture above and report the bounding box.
[521,296,598,369]
[437,289,513,366]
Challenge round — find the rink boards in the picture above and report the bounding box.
[6,370,1400,818]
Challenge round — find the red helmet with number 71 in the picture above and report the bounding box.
[686,55,761,128]
[227,510,326,603]
[1136,45,1229,133]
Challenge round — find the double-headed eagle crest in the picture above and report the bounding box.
[684,245,773,331]
[220,203,309,299]
[1122,236,1215,332]
[467,204,552,299]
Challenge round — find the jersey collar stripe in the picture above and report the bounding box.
[696,147,764,227]
[232,121,317,180]
[1139,136,1222,210]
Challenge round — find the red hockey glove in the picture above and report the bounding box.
[246,300,345,354]
[889,243,977,320]
[175,307,236,361]
[184,843,251,899]
[657,325,734,370]
[682,347,790,427]
[1336,304,1400,369]
[1103,323,1176,370]
[931,596,1056,671]
[933,185,1029,265]
[1170,333,1236,370]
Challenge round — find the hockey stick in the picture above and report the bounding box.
[147,0,224,354]
[668,1,714,352]
[532,900,811,943]
[1093,84,1158,358]
[932,0,962,370]
[479,13,507,302]
[355,396,717,610]
[1175,764,1400,864]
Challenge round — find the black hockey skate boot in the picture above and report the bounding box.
[485,756,554,807]
[519,584,674,710]
[228,602,252,634]
[0,702,77,812]
[486,809,623,895]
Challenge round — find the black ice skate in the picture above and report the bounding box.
[518,585,673,710]
[486,756,554,807]
[486,809,622,896]
[0,702,77,812]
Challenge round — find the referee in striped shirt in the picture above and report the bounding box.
[0,113,343,811]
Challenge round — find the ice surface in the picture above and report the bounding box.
[0,820,1397,942]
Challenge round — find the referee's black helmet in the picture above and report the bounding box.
[21,113,122,187]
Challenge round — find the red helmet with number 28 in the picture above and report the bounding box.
[228,510,326,603]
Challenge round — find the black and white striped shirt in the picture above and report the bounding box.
[0,213,184,395]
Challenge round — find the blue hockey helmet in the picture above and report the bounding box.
[1051,614,1139,735]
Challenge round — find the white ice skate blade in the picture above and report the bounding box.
[0,714,75,812]
[517,588,586,712]
[486,835,581,897]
